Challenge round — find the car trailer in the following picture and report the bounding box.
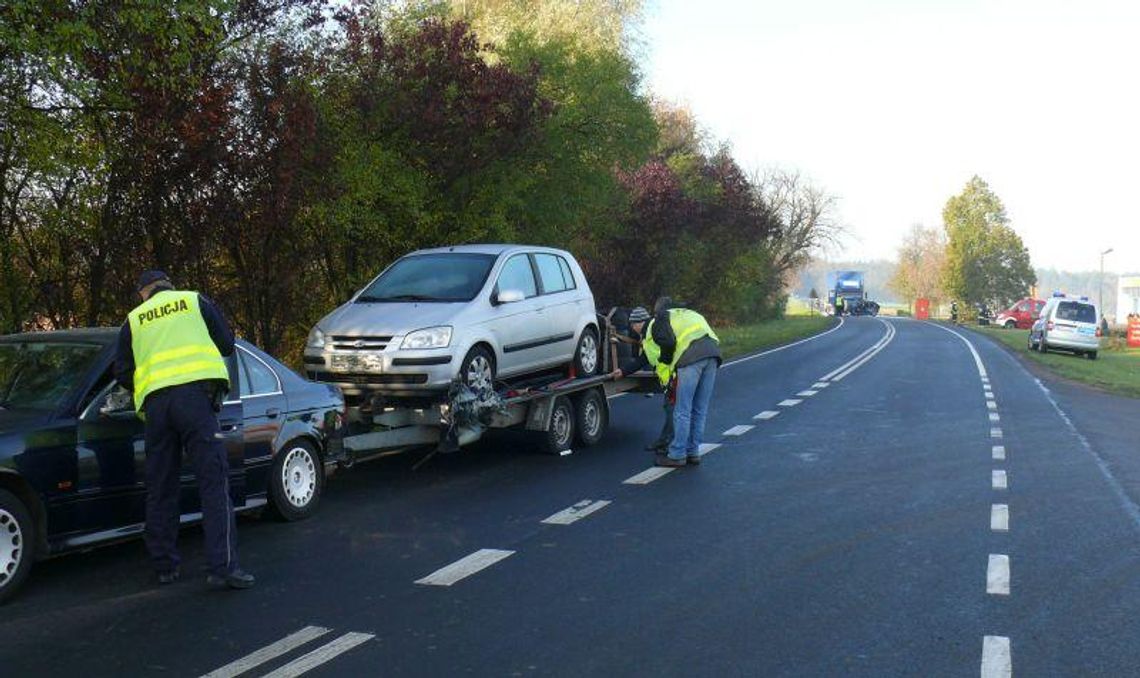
[336,316,658,466]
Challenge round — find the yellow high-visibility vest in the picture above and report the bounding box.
[642,308,719,385]
[128,290,229,412]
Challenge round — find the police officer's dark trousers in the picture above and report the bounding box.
[143,382,239,576]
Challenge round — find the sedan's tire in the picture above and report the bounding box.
[537,396,575,455]
[0,489,34,604]
[573,327,600,377]
[267,440,324,522]
[573,388,608,447]
[459,345,496,393]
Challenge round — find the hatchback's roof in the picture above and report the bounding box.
[407,244,568,257]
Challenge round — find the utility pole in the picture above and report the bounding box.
[1100,247,1114,317]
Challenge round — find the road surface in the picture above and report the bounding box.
[4,317,1139,677]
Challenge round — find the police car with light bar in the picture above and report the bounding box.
[1028,293,1103,359]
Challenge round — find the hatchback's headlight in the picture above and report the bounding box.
[401,326,452,350]
[306,326,326,349]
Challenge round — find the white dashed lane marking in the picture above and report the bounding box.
[986,401,997,410]
[993,470,1008,490]
[812,382,829,389]
[699,443,721,454]
[723,425,754,436]
[987,554,1011,595]
[623,467,676,485]
[796,390,817,397]
[415,549,515,586]
[201,626,332,678]
[261,633,375,678]
[991,428,1003,439]
[992,445,1006,460]
[981,636,1012,678]
[989,413,1001,422]
[542,500,612,525]
[985,392,995,400]
[753,411,779,420]
[778,399,802,407]
[991,504,1009,532]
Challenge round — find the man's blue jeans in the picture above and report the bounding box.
[667,357,718,460]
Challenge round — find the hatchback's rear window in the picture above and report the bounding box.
[1056,301,1097,323]
[356,253,496,303]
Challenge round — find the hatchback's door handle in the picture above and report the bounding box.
[266,408,280,419]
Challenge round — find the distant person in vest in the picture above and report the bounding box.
[612,302,722,467]
[113,271,255,590]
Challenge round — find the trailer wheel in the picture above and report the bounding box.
[574,388,607,447]
[538,396,575,455]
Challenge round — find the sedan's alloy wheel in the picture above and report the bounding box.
[0,508,23,586]
[282,447,318,508]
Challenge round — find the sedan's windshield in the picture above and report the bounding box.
[0,342,103,411]
[356,253,497,303]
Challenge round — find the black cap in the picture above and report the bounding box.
[136,270,170,293]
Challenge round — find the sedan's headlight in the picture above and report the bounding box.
[400,326,452,350]
[306,326,326,349]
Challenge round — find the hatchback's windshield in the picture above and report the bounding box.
[356,254,497,303]
[0,342,103,411]
[1056,301,1097,323]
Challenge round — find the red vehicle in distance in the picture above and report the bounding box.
[995,297,1046,329]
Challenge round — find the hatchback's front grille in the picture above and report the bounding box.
[309,371,428,385]
[329,335,393,351]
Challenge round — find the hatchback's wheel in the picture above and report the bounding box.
[574,388,608,447]
[0,489,34,604]
[1027,334,1035,351]
[1088,350,1098,360]
[1004,320,1016,329]
[537,396,575,455]
[268,440,324,521]
[460,346,496,393]
[573,327,600,377]
[1037,334,1048,353]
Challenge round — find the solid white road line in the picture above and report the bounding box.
[981,636,1012,678]
[993,470,1008,490]
[813,382,829,389]
[698,442,721,454]
[796,390,817,397]
[722,317,846,368]
[415,549,515,586]
[542,500,612,525]
[925,322,988,379]
[992,445,1006,460]
[830,321,897,382]
[261,632,375,678]
[987,554,1010,595]
[989,413,1001,422]
[723,425,754,436]
[754,411,780,420]
[987,400,998,410]
[991,428,1003,439]
[818,323,888,382]
[201,626,332,678]
[778,399,802,407]
[991,504,1009,532]
[623,467,676,484]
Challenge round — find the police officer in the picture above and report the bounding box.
[114,271,255,589]
[950,300,959,324]
[612,304,721,467]
[835,296,845,316]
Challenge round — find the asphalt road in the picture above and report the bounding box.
[3,317,1139,677]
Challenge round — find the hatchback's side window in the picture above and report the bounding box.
[237,349,279,397]
[1017,302,1029,312]
[557,256,577,291]
[534,254,568,295]
[497,254,538,298]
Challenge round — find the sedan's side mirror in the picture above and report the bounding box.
[495,289,525,305]
[99,386,134,417]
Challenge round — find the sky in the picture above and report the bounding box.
[641,0,1140,273]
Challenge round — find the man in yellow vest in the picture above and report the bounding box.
[113,271,255,589]
[834,295,845,316]
[612,304,721,467]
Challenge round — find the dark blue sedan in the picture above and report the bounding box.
[0,328,345,603]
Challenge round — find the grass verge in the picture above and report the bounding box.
[718,315,836,360]
[970,325,1140,398]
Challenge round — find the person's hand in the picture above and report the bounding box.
[609,368,623,380]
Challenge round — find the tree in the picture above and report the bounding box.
[754,168,843,284]
[941,176,1035,308]
[889,224,946,309]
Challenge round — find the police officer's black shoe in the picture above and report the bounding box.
[207,568,256,590]
[157,568,180,585]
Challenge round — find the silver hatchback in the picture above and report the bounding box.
[304,245,600,399]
